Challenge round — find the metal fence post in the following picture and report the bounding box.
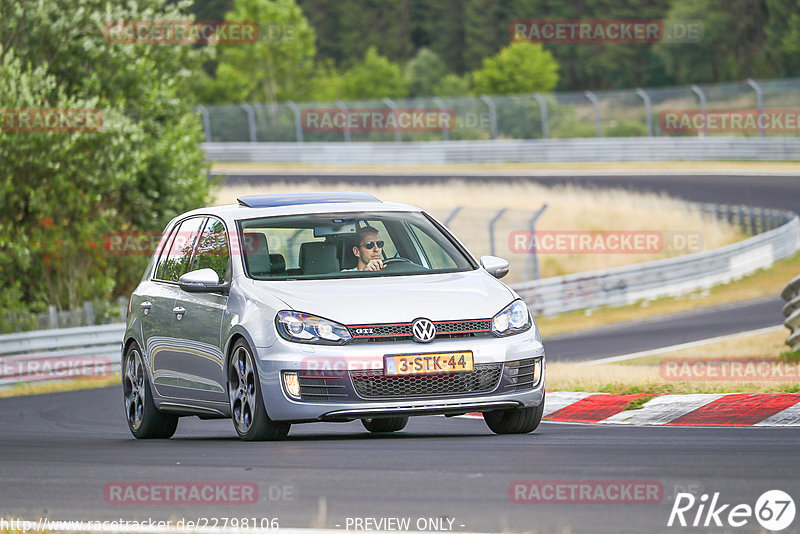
[118,296,127,322]
[488,208,507,257]
[287,101,304,142]
[584,91,602,137]
[240,103,257,142]
[382,98,402,142]
[746,78,765,138]
[635,88,653,137]
[444,206,462,227]
[48,305,58,329]
[196,105,211,142]
[690,85,707,137]
[532,93,549,139]
[335,100,351,142]
[480,95,498,139]
[433,97,450,141]
[83,301,95,326]
[524,204,549,281]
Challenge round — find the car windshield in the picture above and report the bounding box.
[237,211,475,280]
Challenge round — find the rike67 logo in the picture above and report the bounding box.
[668,490,795,530]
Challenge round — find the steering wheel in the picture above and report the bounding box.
[381,256,426,272]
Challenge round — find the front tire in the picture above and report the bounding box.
[123,343,178,439]
[361,417,408,433]
[484,395,545,435]
[228,340,290,441]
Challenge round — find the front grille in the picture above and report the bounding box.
[350,363,503,399]
[297,373,348,402]
[505,358,541,391]
[348,319,492,343]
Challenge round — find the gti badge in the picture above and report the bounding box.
[412,318,436,343]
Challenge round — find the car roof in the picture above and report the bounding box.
[173,192,423,224]
[237,192,379,208]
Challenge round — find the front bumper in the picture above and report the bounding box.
[253,332,545,423]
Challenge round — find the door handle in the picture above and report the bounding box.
[173,306,186,320]
[140,301,152,315]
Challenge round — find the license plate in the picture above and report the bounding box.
[384,351,473,376]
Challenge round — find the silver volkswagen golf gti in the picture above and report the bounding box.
[122,192,545,440]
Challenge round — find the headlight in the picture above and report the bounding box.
[492,299,532,337]
[275,311,352,345]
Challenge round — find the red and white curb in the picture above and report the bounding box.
[464,392,800,426]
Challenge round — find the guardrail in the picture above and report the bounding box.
[0,323,124,387]
[203,138,800,164]
[782,275,800,351]
[514,205,800,316]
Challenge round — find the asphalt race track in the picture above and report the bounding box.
[2,386,800,534]
[2,172,798,533]
[544,295,784,362]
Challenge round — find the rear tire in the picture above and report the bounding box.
[228,340,290,441]
[361,417,408,433]
[123,343,178,439]
[484,395,545,435]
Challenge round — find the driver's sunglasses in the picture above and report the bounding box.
[360,240,384,250]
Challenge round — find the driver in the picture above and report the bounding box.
[343,226,385,271]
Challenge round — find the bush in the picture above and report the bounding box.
[604,120,649,137]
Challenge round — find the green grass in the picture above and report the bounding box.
[0,376,118,399]
[624,395,657,410]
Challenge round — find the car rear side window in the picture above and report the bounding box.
[155,217,206,282]
[192,217,230,281]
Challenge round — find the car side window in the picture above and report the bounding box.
[155,217,207,282]
[192,217,230,282]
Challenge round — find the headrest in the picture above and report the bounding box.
[242,233,270,276]
[269,253,286,273]
[299,242,339,275]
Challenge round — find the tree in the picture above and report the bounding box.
[654,0,772,84]
[212,0,317,104]
[764,0,800,77]
[0,0,212,316]
[434,74,472,97]
[472,42,558,95]
[405,48,449,97]
[338,47,408,100]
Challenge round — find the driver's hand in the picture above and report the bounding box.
[364,259,384,271]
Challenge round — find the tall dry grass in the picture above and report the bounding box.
[214,180,744,284]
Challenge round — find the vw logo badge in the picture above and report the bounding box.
[412,318,436,343]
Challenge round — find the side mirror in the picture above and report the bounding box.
[178,268,229,294]
[480,255,510,279]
